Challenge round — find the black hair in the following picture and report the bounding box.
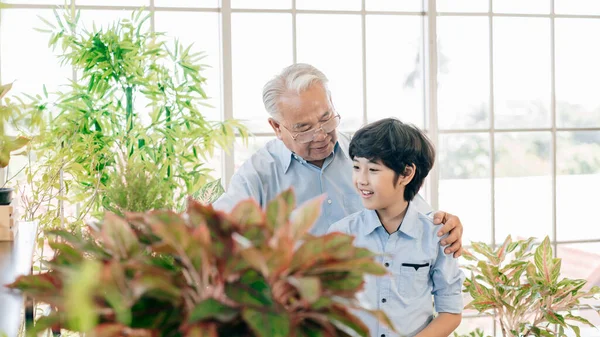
[349,117,435,201]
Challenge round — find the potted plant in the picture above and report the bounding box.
[462,235,600,337]
[7,189,393,337]
[18,7,246,232]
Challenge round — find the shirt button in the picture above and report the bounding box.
[381,298,386,303]
[327,199,332,204]
[384,262,389,267]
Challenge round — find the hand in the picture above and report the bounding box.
[433,211,463,258]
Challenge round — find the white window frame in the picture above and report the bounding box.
[1,0,599,334]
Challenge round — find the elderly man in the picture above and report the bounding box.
[213,63,463,256]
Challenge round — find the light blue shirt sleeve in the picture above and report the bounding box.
[327,219,350,235]
[431,236,465,314]
[212,171,262,213]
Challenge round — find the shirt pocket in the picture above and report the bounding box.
[342,192,363,215]
[397,263,430,300]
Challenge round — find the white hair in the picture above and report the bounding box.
[262,63,332,118]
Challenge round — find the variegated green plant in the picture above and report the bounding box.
[463,235,600,337]
[8,189,393,337]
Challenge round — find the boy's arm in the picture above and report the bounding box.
[417,236,465,337]
[415,312,462,337]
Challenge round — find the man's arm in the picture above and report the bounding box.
[433,212,463,257]
[212,172,263,212]
[412,194,464,258]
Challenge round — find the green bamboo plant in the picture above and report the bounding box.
[0,82,44,173]
[462,235,600,337]
[0,83,29,170]
[15,7,246,231]
[8,189,394,337]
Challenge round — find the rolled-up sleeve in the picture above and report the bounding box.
[431,242,465,314]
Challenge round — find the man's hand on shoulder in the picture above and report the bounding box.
[432,211,463,258]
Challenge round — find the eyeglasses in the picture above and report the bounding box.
[279,114,341,144]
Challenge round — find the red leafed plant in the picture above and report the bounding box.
[7,189,393,337]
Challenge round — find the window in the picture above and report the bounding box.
[1,1,599,335]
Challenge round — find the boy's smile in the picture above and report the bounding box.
[359,189,374,198]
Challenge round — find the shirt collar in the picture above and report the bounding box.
[362,201,423,239]
[276,140,294,173]
[336,132,350,159]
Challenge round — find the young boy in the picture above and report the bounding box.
[327,118,464,337]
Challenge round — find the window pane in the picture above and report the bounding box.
[557,131,600,241]
[366,15,423,128]
[555,19,600,128]
[437,17,489,130]
[232,0,291,9]
[493,18,551,129]
[555,0,600,15]
[78,9,135,31]
[437,0,488,13]
[205,149,223,181]
[234,136,275,172]
[296,0,361,11]
[154,12,222,122]
[366,0,422,11]
[231,13,292,132]
[494,132,552,243]
[0,9,72,97]
[297,14,362,132]
[439,134,491,244]
[76,0,147,5]
[493,0,550,14]
[155,0,218,7]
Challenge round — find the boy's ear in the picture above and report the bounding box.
[398,164,417,186]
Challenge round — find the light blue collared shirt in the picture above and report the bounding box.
[327,201,465,337]
[213,132,431,236]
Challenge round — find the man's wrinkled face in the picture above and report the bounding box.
[268,83,339,166]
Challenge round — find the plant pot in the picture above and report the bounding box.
[0,187,14,205]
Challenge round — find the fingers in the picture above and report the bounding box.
[453,247,463,258]
[432,211,446,225]
[444,239,462,256]
[437,213,464,258]
[437,213,456,237]
[440,223,460,245]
